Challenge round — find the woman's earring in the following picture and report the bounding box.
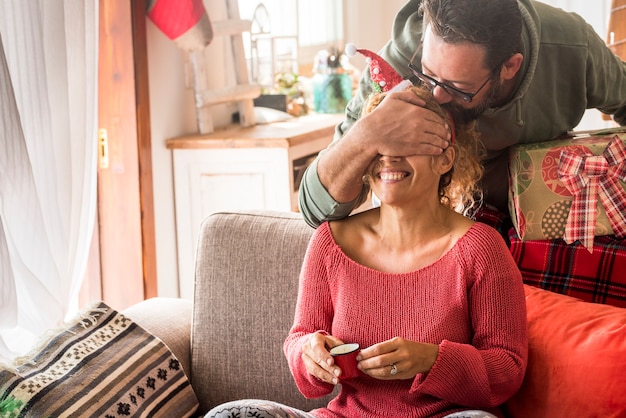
[362,174,371,184]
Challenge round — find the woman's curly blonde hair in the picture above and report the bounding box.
[362,85,485,216]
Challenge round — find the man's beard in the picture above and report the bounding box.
[444,77,503,125]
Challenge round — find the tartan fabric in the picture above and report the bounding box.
[509,228,626,308]
[472,205,513,245]
[557,136,626,251]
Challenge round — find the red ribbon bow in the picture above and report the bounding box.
[557,136,626,252]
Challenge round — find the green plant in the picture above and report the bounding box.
[0,396,23,418]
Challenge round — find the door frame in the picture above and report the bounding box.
[81,0,156,310]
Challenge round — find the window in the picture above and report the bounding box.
[238,0,344,84]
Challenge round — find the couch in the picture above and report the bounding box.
[125,210,626,418]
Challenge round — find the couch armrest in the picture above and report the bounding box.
[123,297,193,378]
[191,210,337,413]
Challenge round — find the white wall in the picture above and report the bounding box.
[146,21,194,298]
[147,0,616,298]
[146,0,409,298]
[343,0,407,70]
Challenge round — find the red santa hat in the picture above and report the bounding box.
[345,43,405,92]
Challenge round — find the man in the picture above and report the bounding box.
[298,0,626,228]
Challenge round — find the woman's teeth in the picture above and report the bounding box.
[379,172,406,181]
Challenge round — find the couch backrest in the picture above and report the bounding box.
[190,211,336,413]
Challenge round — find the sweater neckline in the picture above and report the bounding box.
[322,221,484,276]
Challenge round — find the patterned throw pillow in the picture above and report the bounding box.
[0,302,199,417]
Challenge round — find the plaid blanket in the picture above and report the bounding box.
[509,229,626,308]
[472,205,514,246]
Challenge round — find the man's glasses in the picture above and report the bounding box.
[408,60,492,103]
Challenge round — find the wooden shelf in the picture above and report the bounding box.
[166,113,343,149]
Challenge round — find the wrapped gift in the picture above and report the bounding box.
[508,228,626,308]
[508,133,626,251]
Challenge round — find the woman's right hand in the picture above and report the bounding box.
[301,332,345,385]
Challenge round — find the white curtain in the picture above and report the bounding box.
[0,0,98,361]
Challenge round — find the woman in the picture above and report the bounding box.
[206,85,528,418]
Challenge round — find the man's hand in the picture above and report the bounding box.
[361,89,451,158]
[316,90,450,204]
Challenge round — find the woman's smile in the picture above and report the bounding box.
[377,169,410,182]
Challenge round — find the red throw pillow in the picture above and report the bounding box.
[504,285,626,417]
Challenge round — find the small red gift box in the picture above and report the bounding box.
[508,133,626,252]
[508,228,626,308]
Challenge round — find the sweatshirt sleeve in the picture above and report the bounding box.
[298,158,368,228]
[583,17,626,126]
[413,225,528,408]
[297,45,378,228]
[283,224,336,398]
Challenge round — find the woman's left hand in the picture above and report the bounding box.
[356,337,439,380]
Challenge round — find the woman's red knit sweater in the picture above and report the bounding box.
[284,222,528,418]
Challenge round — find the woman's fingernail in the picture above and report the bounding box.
[334,368,340,376]
[332,377,338,385]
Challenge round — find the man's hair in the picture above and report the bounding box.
[419,0,522,70]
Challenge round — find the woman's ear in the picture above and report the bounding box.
[436,146,455,175]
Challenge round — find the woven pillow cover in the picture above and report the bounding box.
[0,302,198,418]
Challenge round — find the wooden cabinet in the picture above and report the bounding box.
[167,113,342,298]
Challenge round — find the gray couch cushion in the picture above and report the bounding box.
[123,297,193,378]
[191,211,335,413]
